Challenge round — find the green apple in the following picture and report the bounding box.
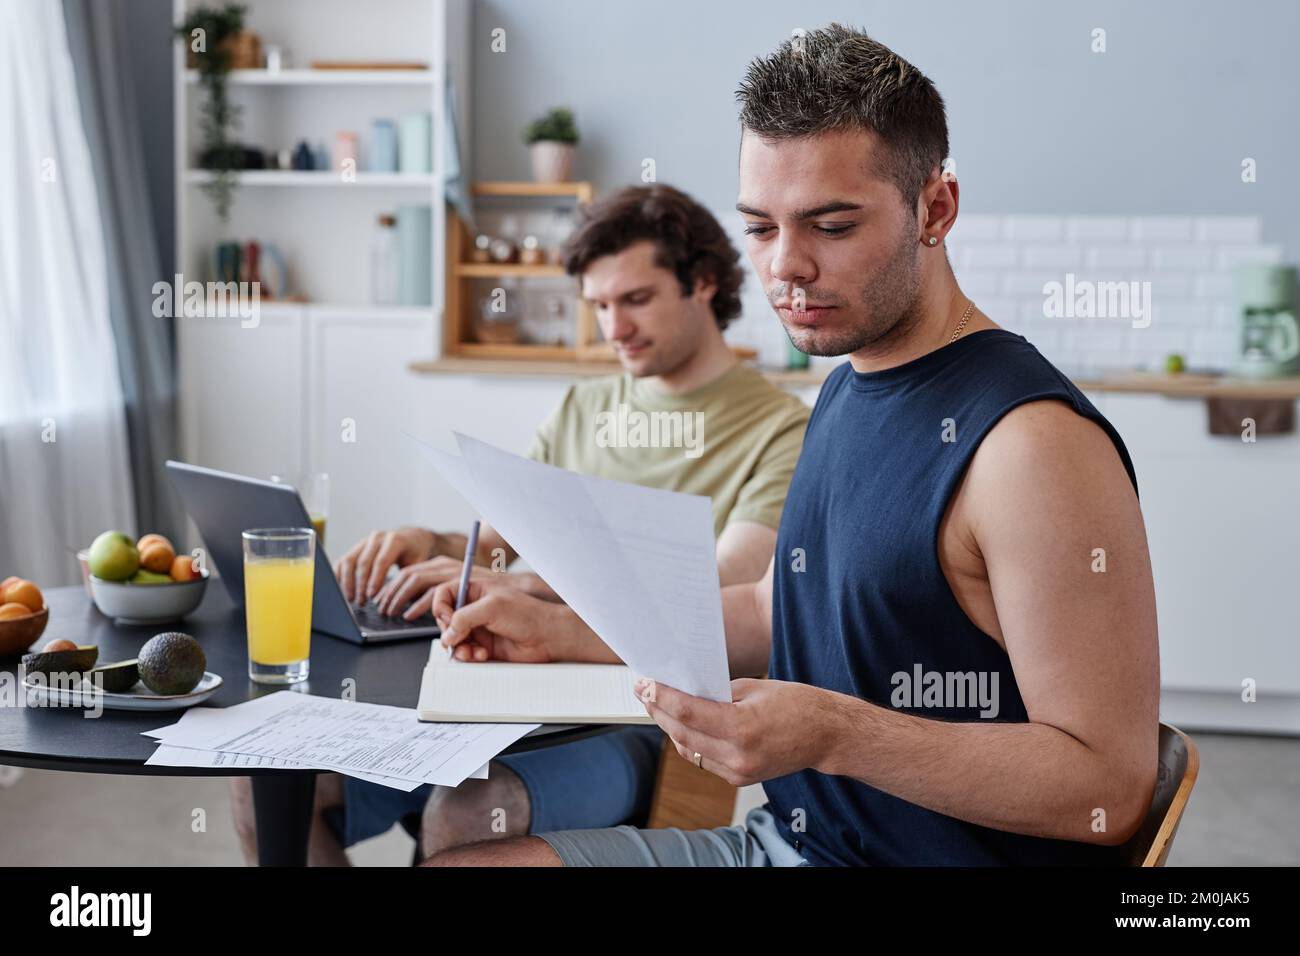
[88,531,139,582]
[1164,353,1185,374]
[128,569,174,585]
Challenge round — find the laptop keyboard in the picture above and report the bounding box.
[352,601,440,633]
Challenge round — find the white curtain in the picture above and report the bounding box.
[0,0,135,586]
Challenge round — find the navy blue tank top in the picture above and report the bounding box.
[766,329,1137,866]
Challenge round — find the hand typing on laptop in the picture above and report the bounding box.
[333,526,437,604]
[333,524,551,616]
[374,556,555,620]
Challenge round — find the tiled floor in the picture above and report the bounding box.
[1,732,1295,866]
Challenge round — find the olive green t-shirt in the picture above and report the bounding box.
[526,363,810,537]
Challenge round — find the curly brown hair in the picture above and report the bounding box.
[561,184,744,330]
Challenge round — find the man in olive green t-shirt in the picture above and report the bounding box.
[529,360,806,539]
[228,184,809,866]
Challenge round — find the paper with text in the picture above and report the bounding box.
[143,738,488,789]
[143,692,531,786]
[411,432,731,702]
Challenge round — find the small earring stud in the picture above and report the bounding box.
[928,236,938,246]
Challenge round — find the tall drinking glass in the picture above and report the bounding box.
[269,472,329,548]
[242,528,315,684]
[302,473,330,548]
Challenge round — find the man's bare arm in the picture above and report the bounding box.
[715,520,777,586]
[720,556,775,678]
[431,525,516,568]
[812,402,1159,845]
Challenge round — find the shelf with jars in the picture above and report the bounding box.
[443,181,615,361]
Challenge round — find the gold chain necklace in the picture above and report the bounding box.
[949,299,975,344]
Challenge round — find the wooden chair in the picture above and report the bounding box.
[645,722,1201,868]
[1121,722,1199,867]
[645,738,739,830]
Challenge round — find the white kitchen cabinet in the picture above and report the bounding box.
[309,308,437,556]
[1089,392,1300,732]
[177,307,305,481]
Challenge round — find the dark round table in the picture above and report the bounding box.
[0,586,610,865]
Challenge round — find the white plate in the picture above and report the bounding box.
[22,671,223,711]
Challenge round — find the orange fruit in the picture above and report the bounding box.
[170,554,200,581]
[137,534,173,553]
[0,603,31,621]
[2,579,43,612]
[0,576,18,591]
[139,541,176,574]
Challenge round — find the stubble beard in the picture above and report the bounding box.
[781,229,925,358]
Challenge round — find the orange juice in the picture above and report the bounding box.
[309,514,327,548]
[244,557,314,665]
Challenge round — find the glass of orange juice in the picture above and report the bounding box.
[268,472,329,548]
[302,473,329,549]
[242,528,315,684]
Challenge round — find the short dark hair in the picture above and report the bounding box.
[561,184,744,330]
[736,23,949,212]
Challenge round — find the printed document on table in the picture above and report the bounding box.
[410,432,731,702]
[142,692,533,786]
[143,738,489,789]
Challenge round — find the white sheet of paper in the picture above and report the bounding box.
[411,432,731,702]
[143,692,531,786]
[142,740,488,789]
[144,744,421,790]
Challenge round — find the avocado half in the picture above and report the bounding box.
[90,659,140,694]
[22,645,99,677]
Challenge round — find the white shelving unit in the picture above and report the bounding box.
[184,169,436,187]
[174,0,471,552]
[184,68,437,86]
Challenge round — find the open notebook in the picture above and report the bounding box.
[417,642,655,724]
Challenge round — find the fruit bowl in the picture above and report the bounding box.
[0,607,49,658]
[89,572,209,625]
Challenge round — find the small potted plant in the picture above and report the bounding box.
[524,107,579,183]
[176,2,249,221]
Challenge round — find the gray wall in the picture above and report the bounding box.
[472,0,1300,258]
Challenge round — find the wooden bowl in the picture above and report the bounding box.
[0,607,50,659]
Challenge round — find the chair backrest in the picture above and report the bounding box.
[1121,722,1199,866]
[646,738,739,830]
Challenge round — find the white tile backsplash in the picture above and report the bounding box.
[1193,217,1261,243]
[1129,216,1195,242]
[949,214,1281,373]
[1084,245,1148,269]
[1064,216,1129,242]
[1003,215,1064,241]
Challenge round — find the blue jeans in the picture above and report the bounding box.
[324,726,664,849]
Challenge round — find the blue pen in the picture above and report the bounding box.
[447,520,481,658]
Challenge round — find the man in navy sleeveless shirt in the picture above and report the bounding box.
[425,25,1160,867]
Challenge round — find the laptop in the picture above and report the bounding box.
[166,460,441,644]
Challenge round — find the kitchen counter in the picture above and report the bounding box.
[1069,371,1300,400]
[412,357,1300,399]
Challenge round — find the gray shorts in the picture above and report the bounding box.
[537,806,809,867]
